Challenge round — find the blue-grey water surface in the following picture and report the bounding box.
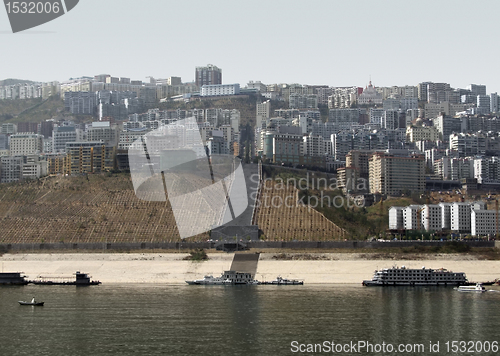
[1,284,500,355]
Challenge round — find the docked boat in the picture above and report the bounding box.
[18,297,44,306]
[30,271,101,286]
[185,275,229,285]
[0,272,29,286]
[454,283,486,292]
[362,266,467,286]
[262,276,304,285]
[186,271,259,285]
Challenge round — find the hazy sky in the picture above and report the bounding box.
[1,0,499,93]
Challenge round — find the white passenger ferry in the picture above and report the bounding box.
[185,275,229,285]
[362,266,468,286]
[454,283,486,292]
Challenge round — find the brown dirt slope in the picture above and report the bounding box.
[255,180,347,240]
[0,174,210,244]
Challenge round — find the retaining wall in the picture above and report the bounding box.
[0,240,495,252]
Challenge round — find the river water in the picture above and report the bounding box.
[1,284,499,355]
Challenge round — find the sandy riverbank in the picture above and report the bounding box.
[1,253,500,284]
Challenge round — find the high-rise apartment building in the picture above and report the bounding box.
[471,209,498,236]
[450,202,471,233]
[476,95,491,115]
[491,93,499,113]
[64,91,96,115]
[256,100,271,131]
[87,122,119,147]
[0,156,23,183]
[273,133,304,165]
[0,134,9,150]
[17,122,39,134]
[328,109,360,129]
[195,64,222,88]
[53,125,84,153]
[468,84,487,96]
[369,151,425,195]
[406,125,440,142]
[426,82,451,103]
[9,133,43,156]
[65,141,116,174]
[1,123,17,135]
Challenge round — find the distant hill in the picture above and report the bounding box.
[0,95,67,124]
[0,79,36,86]
[158,94,288,127]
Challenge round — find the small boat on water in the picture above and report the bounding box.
[454,283,486,292]
[186,271,303,286]
[185,275,230,285]
[18,297,44,306]
[262,276,304,285]
[479,281,495,286]
[186,271,259,285]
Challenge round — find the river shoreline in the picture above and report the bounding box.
[1,253,500,284]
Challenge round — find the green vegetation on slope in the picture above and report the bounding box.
[262,166,431,239]
[0,95,66,124]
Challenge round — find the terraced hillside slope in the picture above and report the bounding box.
[0,173,351,244]
[255,180,347,240]
[0,174,196,244]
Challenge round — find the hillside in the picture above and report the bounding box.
[259,166,426,239]
[1,170,497,244]
[0,174,209,244]
[255,179,348,240]
[0,94,288,127]
[158,95,288,127]
[0,95,67,124]
[0,79,36,86]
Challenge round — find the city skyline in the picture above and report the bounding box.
[1,0,499,93]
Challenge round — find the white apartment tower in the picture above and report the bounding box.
[389,207,404,229]
[403,205,422,230]
[450,203,471,233]
[420,204,442,232]
[439,203,453,230]
[256,100,271,128]
[471,210,498,236]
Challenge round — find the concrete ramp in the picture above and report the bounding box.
[230,253,260,277]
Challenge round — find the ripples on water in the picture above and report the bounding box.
[1,284,499,355]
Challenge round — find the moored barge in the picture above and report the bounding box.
[30,271,101,286]
[0,272,29,285]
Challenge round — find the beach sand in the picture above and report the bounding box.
[1,253,500,284]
